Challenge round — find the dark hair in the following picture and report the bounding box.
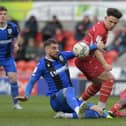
[0,6,7,11]
[43,39,57,48]
[107,8,122,19]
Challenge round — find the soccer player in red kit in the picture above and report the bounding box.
[75,8,122,109]
[109,88,126,117]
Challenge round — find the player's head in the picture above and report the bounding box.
[44,39,59,59]
[0,6,7,24]
[104,8,122,31]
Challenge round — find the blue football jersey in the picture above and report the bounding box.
[25,51,75,97]
[0,22,18,59]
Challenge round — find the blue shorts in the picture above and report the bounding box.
[50,88,74,113]
[84,102,100,118]
[0,57,16,72]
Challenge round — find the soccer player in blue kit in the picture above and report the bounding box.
[0,6,22,109]
[16,39,105,117]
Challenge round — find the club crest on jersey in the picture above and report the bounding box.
[8,28,12,35]
[47,63,51,67]
[59,55,64,62]
[50,71,56,77]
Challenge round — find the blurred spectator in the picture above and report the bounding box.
[24,38,39,61]
[35,42,45,62]
[42,15,63,41]
[15,36,26,61]
[107,25,126,56]
[74,15,92,41]
[54,28,66,51]
[92,15,99,25]
[23,16,38,43]
[116,24,126,55]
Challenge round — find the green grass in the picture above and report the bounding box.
[0,95,125,126]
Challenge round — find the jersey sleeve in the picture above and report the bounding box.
[60,51,75,60]
[25,60,44,97]
[11,22,19,37]
[84,22,106,45]
[93,30,104,44]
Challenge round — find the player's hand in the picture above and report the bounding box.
[14,43,19,53]
[15,96,28,102]
[103,63,112,71]
[97,41,105,53]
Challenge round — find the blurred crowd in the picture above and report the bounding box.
[8,15,126,68]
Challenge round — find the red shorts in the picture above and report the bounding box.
[120,89,126,100]
[75,56,105,80]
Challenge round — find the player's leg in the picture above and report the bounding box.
[54,102,106,119]
[54,101,89,119]
[50,87,86,118]
[76,56,115,109]
[4,58,22,109]
[75,57,104,101]
[79,82,101,101]
[54,111,77,119]
[65,87,87,118]
[109,99,126,117]
[97,71,115,109]
[81,72,114,109]
[50,88,74,113]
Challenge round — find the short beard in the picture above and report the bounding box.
[50,55,59,60]
[0,22,6,27]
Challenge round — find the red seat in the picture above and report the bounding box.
[16,60,27,71]
[25,60,37,71]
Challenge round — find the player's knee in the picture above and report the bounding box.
[104,72,115,81]
[65,87,75,97]
[8,75,17,83]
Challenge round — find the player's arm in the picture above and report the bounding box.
[93,32,111,71]
[60,51,76,60]
[89,42,105,52]
[94,50,112,71]
[16,62,43,101]
[12,23,21,53]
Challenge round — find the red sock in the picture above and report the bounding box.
[115,111,126,117]
[81,83,101,100]
[110,103,122,114]
[99,80,114,103]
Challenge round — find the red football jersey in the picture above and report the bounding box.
[84,21,108,46]
[75,21,109,79]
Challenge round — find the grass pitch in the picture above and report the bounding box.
[0,95,125,126]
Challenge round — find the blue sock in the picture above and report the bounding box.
[65,87,79,111]
[10,82,19,105]
[73,112,78,119]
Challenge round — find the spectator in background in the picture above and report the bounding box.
[42,15,63,41]
[92,15,99,25]
[35,42,45,62]
[106,24,126,56]
[24,38,39,61]
[113,24,126,56]
[54,28,66,51]
[23,16,38,43]
[74,15,92,41]
[15,36,26,61]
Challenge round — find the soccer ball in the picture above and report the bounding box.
[73,42,89,58]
